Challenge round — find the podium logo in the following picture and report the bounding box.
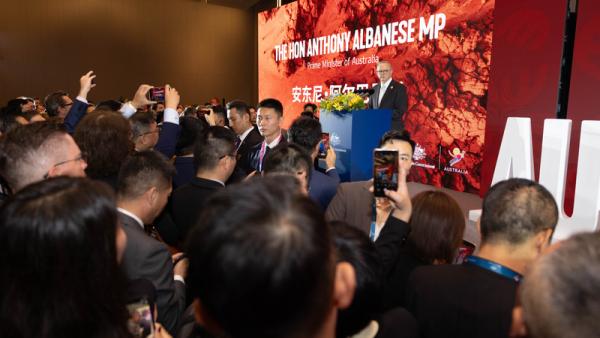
[448,147,466,167]
[330,132,342,147]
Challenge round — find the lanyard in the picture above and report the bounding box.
[464,256,522,283]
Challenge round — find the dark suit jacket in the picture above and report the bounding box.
[308,168,340,210]
[243,135,288,173]
[63,98,89,134]
[325,180,372,234]
[119,211,186,334]
[229,127,264,182]
[170,177,224,242]
[156,122,181,159]
[406,263,518,338]
[368,80,408,130]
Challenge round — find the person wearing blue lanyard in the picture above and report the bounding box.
[405,178,559,338]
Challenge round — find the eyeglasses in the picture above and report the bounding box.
[43,153,86,179]
[376,69,391,73]
[140,126,162,137]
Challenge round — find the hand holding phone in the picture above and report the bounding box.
[318,133,330,158]
[373,149,399,197]
[147,87,166,102]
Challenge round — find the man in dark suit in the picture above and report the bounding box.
[226,100,263,181]
[406,178,558,338]
[116,151,187,334]
[368,61,408,130]
[243,98,288,173]
[170,126,237,243]
[287,116,340,210]
[44,71,96,134]
[326,130,415,235]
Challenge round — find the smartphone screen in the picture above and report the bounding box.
[454,240,476,264]
[318,133,330,158]
[147,87,165,102]
[127,299,155,338]
[373,149,399,197]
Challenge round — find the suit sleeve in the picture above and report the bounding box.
[325,168,341,185]
[143,243,186,333]
[63,99,88,134]
[155,122,181,159]
[392,83,408,121]
[375,216,411,276]
[325,183,348,222]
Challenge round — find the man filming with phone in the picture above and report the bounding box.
[326,130,414,238]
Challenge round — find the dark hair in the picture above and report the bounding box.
[288,116,322,153]
[0,177,129,338]
[193,126,236,171]
[44,91,69,117]
[480,178,558,245]
[226,100,250,117]
[303,103,318,112]
[74,110,133,179]
[176,116,208,156]
[129,111,155,139]
[331,221,383,338]
[300,111,316,119]
[258,98,284,117]
[117,150,175,199]
[186,176,334,338]
[0,109,24,134]
[378,130,416,154]
[263,143,312,184]
[408,191,465,264]
[0,122,68,192]
[95,100,123,112]
[521,232,600,338]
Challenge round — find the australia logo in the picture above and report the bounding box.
[448,147,466,167]
[413,143,426,161]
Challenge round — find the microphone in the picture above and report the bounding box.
[355,88,375,97]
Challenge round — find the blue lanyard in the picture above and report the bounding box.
[464,256,522,283]
[369,197,377,241]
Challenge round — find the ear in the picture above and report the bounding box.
[193,299,222,335]
[146,186,159,207]
[476,218,481,237]
[535,228,554,253]
[333,262,356,310]
[509,305,528,338]
[46,164,61,178]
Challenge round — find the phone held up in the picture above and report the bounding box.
[127,298,155,338]
[147,87,165,102]
[318,133,330,158]
[373,149,399,197]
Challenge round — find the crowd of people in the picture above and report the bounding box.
[0,71,598,338]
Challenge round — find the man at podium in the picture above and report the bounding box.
[368,61,408,130]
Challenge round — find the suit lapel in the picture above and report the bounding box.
[380,81,395,107]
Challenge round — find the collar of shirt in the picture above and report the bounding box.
[239,126,255,143]
[266,133,283,148]
[380,78,393,91]
[204,178,225,186]
[117,207,144,230]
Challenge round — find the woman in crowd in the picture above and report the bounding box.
[382,190,465,309]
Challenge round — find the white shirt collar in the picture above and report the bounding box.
[239,126,255,143]
[380,78,393,89]
[266,132,283,148]
[203,177,225,186]
[117,207,144,230]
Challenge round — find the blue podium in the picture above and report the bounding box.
[320,109,392,182]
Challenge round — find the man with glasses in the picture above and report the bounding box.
[0,122,87,195]
[368,61,408,130]
[169,126,238,244]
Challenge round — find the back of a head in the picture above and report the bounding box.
[0,121,67,192]
[74,110,133,179]
[0,177,129,338]
[117,150,175,200]
[186,176,334,338]
[193,126,237,171]
[288,116,322,153]
[409,191,465,264]
[226,100,250,116]
[520,232,600,338]
[176,116,207,156]
[263,143,312,177]
[331,221,383,338]
[480,178,558,245]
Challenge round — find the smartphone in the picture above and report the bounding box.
[127,298,155,338]
[318,133,330,158]
[373,149,399,197]
[454,240,476,264]
[147,87,165,102]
